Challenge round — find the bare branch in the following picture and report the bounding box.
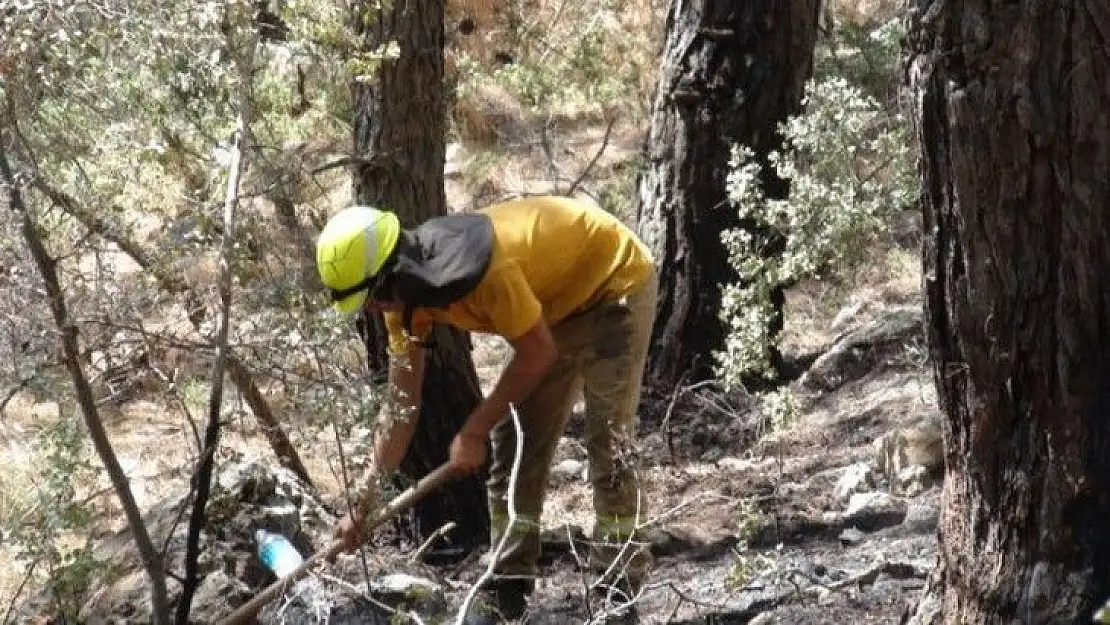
[566,116,617,197]
[26,148,314,488]
[410,522,458,563]
[1,558,39,625]
[1,136,172,625]
[455,404,526,624]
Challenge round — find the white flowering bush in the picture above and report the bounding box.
[716,67,918,386]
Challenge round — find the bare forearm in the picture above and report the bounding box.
[359,346,423,513]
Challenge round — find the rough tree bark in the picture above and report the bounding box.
[635,0,820,389]
[351,0,489,557]
[906,2,1110,623]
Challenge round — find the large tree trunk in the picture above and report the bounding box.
[351,0,488,559]
[634,0,820,389]
[906,2,1110,623]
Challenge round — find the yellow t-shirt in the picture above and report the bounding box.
[384,196,654,354]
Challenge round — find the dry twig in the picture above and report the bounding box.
[454,404,525,625]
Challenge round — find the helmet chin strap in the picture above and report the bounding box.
[328,274,381,303]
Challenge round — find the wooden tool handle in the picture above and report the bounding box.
[218,463,457,625]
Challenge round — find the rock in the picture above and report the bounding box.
[80,571,156,625]
[700,446,724,463]
[372,573,441,598]
[843,492,907,532]
[902,502,940,534]
[191,571,252,622]
[801,307,924,392]
[874,412,944,487]
[370,573,446,613]
[552,458,585,481]
[839,526,866,546]
[846,492,896,517]
[30,401,60,420]
[833,462,875,502]
[895,464,933,497]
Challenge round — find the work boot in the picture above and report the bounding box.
[463,578,534,624]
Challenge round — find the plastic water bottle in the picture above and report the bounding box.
[255,529,304,578]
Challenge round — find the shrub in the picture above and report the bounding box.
[716,17,918,386]
[2,416,105,621]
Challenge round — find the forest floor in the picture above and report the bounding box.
[0,111,937,625]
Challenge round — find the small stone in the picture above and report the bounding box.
[902,502,939,533]
[833,462,874,502]
[552,459,585,480]
[895,464,931,496]
[371,573,441,598]
[838,526,866,545]
[845,492,897,518]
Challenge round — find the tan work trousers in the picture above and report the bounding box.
[486,269,658,591]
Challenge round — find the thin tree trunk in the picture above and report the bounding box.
[634,0,820,389]
[175,23,255,623]
[351,0,489,556]
[1,146,171,625]
[906,2,1110,623]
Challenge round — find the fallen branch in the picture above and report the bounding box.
[1,558,38,625]
[657,579,740,622]
[411,522,458,563]
[826,560,930,591]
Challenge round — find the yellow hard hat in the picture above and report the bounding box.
[315,205,401,315]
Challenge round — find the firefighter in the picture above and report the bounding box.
[315,195,657,622]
